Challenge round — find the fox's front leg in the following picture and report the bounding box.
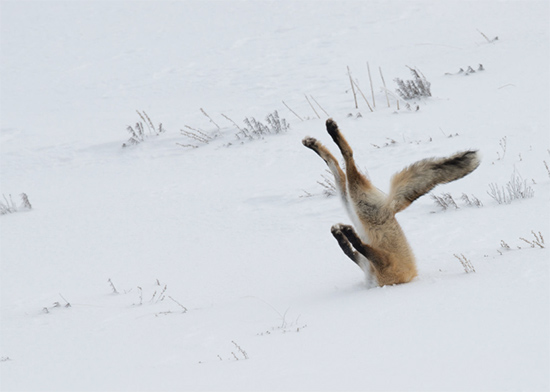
[325,119,372,194]
[302,136,348,202]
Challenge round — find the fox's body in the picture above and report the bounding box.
[303,119,480,286]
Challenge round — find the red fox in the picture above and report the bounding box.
[303,119,480,286]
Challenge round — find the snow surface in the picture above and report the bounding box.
[1,1,549,391]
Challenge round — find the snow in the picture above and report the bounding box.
[1,1,549,391]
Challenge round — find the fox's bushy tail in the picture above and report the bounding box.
[388,150,480,213]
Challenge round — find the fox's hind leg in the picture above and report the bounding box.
[302,136,348,204]
[332,224,390,271]
[330,224,360,264]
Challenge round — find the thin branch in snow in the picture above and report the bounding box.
[200,108,220,130]
[305,94,320,119]
[352,79,374,112]
[347,66,358,109]
[310,95,329,117]
[379,67,391,108]
[108,279,119,294]
[477,29,498,43]
[367,62,376,109]
[282,100,303,121]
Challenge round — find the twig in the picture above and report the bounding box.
[305,95,320,119]
[176,143,198,149]
[347,66,358,109]
[143,111,156,133]
[108,278,119,294]
[156,284,168,302]
[379,67,390,108]
[310,95,329,117]
[221,113,244,132]
[352,80,374,112]
[200,108,220,130]
[477,29,498,44]
[282,101,303,121]
[367,62,375,108]
[168,296,188,313]
[380,86,400,110]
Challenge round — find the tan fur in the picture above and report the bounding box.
[303,119,480,286]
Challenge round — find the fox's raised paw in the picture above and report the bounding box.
[302,137,319,149]
[325,118,341,140]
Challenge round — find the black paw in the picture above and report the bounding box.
[331,223,351,237]
[326,118,340,137]
[331,225,348,244]
[331,224,342,236]
[339,224,357,239]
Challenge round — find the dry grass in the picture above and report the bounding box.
[395,66,431,100]
[454,254,476,273]
[1,193,32,215]
[487,170,534,204]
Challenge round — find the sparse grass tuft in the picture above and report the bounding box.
[454,254,476,273]
[519,231,545,249]
[0,194,17,215]
[431,192,482,211]
[180,110,290,148]
[395,66,431,100]
[237,110,289,141]
[496,136,507,160]
[1,193,32,215]
[431,193,459,210]
[212,341,249,363]
[500,240,511,250]
[498,231,545,254]
[231,341,249,360]
[487,170,534,204]
[178,125,215,148]
[124,280,188,315]
[461,193,483,207]
[123,111,166,147]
